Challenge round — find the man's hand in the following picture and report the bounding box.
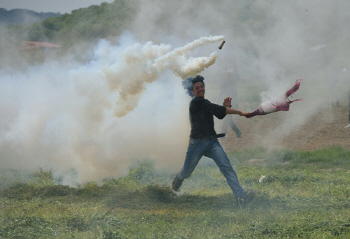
[223,97,232,107]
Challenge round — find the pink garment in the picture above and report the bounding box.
[246,79,302,118]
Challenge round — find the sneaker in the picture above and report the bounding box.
[172,176,184,192]
[236,190,255,205]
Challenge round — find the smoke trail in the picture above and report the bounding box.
[104,35,224,117]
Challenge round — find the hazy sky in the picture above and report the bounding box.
[0,0,114,13]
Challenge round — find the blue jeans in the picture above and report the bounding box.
[176,138,245,198]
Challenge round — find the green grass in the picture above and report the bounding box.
[1,146,350,238]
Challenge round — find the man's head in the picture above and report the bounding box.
[192,77,205,98]
[182,75,205,98]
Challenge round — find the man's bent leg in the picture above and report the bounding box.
[177,139,206,179]
[173,139,206,191]
[205,139,244,197]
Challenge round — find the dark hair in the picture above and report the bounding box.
[192,75,205,87]
[182,75,205,97]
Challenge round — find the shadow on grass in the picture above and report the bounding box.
[1,181,275,211]
[106,184,275,212]
[5,181,348,214]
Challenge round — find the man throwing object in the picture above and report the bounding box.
[172,75,255,205]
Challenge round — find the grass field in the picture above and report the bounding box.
[1,146,350,238]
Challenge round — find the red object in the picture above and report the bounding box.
[246,79,303,118]
[19,41,60,50]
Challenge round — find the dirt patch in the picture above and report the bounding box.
[221,103,350,151]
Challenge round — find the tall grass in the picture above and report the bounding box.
[1,146,350,238]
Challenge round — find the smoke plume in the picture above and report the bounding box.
[0,32,223,185]
[105,35,223,117]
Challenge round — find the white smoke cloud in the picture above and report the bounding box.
[0,32,223,185]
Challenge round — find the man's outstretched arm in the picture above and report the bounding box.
[226,107,248,116]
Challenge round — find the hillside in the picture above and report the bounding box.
[222,103,350,151]
[1,1,136,48]
[0,8,60,25]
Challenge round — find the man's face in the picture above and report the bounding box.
[192,82,205,98]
